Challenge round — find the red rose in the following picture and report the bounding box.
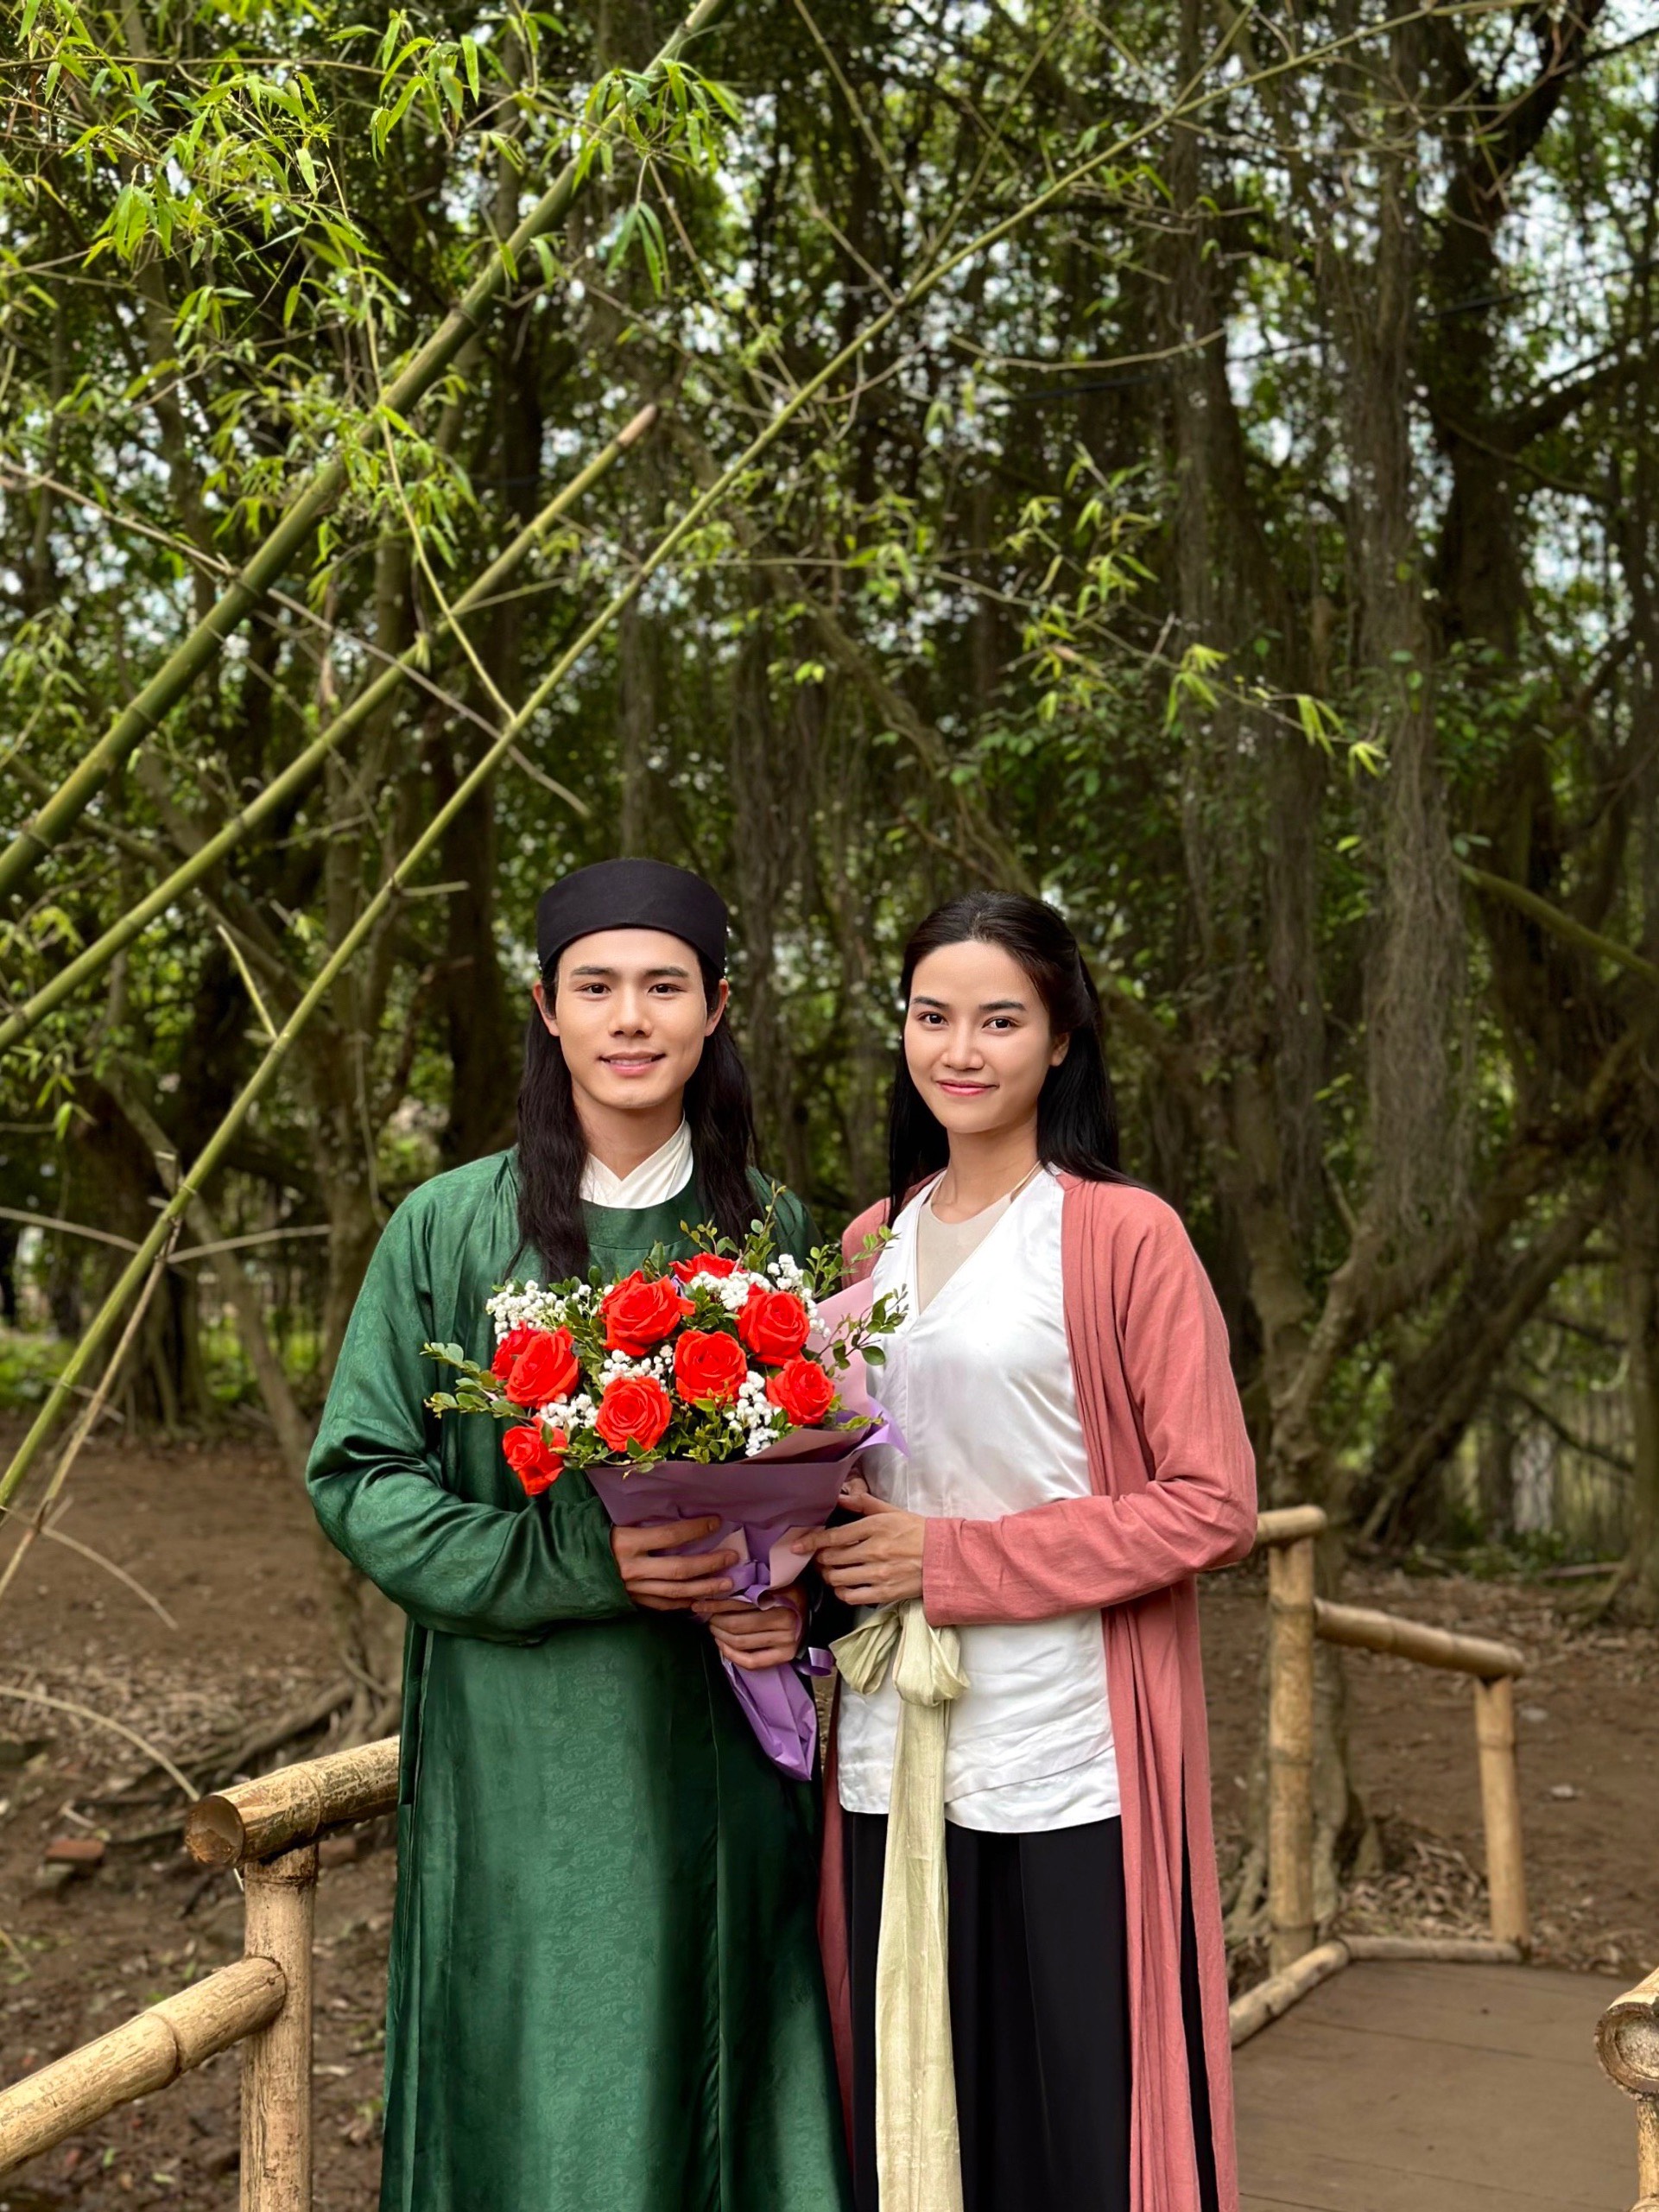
[491,1324,536,1380]
[766,1356,836,1429]
[674,1328,750,1408]
[594,1373,674,1456]
[601,1271,693,1355]
[503,1423,567,1497]
[502,1327,580,1408]
[670,1253,739,1283]
[738,1285,811,1364]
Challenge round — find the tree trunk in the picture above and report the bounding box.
[435,769,519,1167]
[1620,1141,1659,1617]
[109,1077,314,1485]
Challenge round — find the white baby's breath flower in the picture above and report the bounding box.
[598,1350,651,1385]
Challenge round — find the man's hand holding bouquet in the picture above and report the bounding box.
[423,1199,902,1777]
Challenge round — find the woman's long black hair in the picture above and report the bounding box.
[888,891,1123,1223]
[516,950,758,1278]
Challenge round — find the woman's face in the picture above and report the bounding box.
[533,927,728,1119]
[903,938,1067,1140]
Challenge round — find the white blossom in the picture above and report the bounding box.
[764,1252,821,1327]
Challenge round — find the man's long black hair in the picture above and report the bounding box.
[888,890,1124,1224]
[516,949,759,1278]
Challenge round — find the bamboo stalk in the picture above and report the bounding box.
[1314,1600,1525,1680]
[1342,1934,1522,1963]
[0,1239,174,1611]
[1472,1675,1529,1950]
[0,0,727,905]
[187,1738,400,1867]
[1229,1939,1350,2048]
[0,1956,284,2175]
[241,1845,317,2212]
[1267,1533,1317,1973]
[1257,1504,1329,1547]
[0,405,656,1052]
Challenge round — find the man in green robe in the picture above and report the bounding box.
[308,861,852,2212]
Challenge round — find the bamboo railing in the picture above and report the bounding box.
[0,1740,399,2203]
[1236,1505,1529,2044]
[0,1507,1542,2193]
[1598,1966,1659,2212]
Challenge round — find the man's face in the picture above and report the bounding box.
[532,928,729,1119]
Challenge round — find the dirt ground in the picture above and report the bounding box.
[0,1425,1654,2211]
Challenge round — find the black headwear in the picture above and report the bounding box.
[535,859,729,978]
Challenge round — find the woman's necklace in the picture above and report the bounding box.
[929,1157,1044,1222]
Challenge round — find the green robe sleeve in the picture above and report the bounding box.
[307,1195,631,1643]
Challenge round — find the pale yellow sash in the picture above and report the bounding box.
[833,1600,970,2212]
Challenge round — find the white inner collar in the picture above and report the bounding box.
[580,1119,695,1209]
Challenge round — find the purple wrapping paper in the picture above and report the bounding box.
[586,1436,872,1779]
[584,1279,892,1779]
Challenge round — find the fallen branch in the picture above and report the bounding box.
[0,1685,197,1803]
[207,1678,355,1790]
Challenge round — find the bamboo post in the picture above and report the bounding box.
[0,1958,285,2175]
[241,1844,318,2212]
[1637,2102,1659,2211]
[1597,1965,1659,2211]
[1268,1532,1317,1972]
[1472,1674,1529,1951]
[1256,1504,1329,1548]
[1308,1598,1529,1950]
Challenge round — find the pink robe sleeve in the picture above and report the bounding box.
[921,1195,1257,1625]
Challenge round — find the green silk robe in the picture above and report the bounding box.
[307,1150,852,2212]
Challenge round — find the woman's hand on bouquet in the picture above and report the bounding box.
[790,1486,926,1607]
[611,1518,739,1613]
[695,1587,807,1671]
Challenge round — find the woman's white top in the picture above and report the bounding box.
[580,1120,694,1207]
[837,1168,1120,1832]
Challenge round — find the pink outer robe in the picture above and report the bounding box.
[820,1174,1258,2212]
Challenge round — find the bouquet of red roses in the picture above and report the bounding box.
[423,1205,901,1778]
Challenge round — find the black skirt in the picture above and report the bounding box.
[844,1811,1219,2212]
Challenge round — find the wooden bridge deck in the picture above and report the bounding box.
[1234,1961,1635,2211]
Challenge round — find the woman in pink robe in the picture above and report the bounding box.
[802,891,1257,2212]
